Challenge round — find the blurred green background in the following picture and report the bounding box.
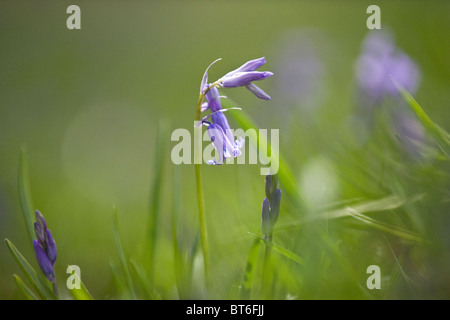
[1,0,449,299]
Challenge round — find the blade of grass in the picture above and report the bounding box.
[240,239,260,299]
[5,239,56,300]
[13,274,39,300]
[18,146,35,244]
[146,119,170,280]
[129,258,160,299]
[248,233,304,266]
[112,206,136,299]
[171,165,184,298]
[392,78,450,157]
[66,265,93,300]
[226,103,306,210]
[345,207,425,243]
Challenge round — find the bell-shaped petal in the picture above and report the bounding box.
[206,123,241,165]
[245,83,271,100]
[33,240,55,283]
[205,86,222,112]
[223,57,266,78]
[211,112,234,143]
[221,71,274,88]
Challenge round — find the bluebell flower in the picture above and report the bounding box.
[205,122,242,165]
[33,210,57,283]
[199,57,273,164]
[355,30,420,102]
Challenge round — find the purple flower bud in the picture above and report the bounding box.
[265,174,278,202]
[221,71,274,88]
[269,189,282,227]
[35,210,47,232]
[34,222,46,248]
[245,83,271,100]
[261,198,271,240]
[45,229,57,266]
[223,57,267,78]
[33,240,55,283]
[205,86,222,112]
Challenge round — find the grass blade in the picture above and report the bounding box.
[66,265,93,300]
[226,105,305,209]
[240,239,260,299]
[18,146,35,244]
[345,208,425,243]
[112,206,136,299]
[5,238,56,300]
[13,274,39,300]
[393,78,450,157]
[146,118,170,279]
[248,233,304,266]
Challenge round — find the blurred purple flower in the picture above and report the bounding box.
[355,30,421,102]
[33,210,57,282]
[394,113,426,159]
[272,29,327,112]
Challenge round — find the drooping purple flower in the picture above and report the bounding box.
[205,122,242,165]
[211,112,234,143]
[222,57,267,78]
[33,240,55,283]
[199,57,273,164]
[221,71,274,88]
[33,210,57,283]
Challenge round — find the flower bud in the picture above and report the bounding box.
[33,240,55,283]
[221,71,273,88]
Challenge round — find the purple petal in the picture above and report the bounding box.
[205,86,222,112]
[211,112,234,143]
[245,82,271,100]
[222,71,274,88]
[33,240,55,282]
[223,57,266,78]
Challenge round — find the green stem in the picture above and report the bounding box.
[195,91,210,287]
[261,236,272,292]
[193,81,222,288]
[52,280,59,299]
